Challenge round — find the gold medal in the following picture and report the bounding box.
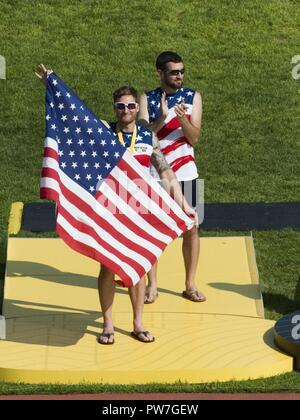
[117,125,137,155]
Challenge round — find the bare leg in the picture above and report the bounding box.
[182,226,206,301]
[128,278,154,342]
[97,265,115,343]
[145,262,159,303]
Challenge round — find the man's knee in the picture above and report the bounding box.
[183,226,199,237]
[183,225,199,239]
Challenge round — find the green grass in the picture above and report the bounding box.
[1,372,300,395]
[0,0,300,393]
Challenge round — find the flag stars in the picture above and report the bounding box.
[46,76,124,196]
[52,79,58,86]
[187,91,193,96]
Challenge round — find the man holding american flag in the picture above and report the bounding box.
[36,64,196,344]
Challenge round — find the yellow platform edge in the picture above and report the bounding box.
[0,359,293,385]
[245,235,264,319]
[7,202,24,235]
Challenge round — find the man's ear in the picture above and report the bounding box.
[156,69,163,81]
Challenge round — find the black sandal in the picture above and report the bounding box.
[131,331,155,343]
[97,332,115,345]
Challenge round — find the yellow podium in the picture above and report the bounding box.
[0,236,293,384]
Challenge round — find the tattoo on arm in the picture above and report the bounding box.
[150,137,170,175]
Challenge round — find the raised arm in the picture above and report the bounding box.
[138,92,169,134]
[174,91,202,147]
[35,64,110,128]
[35,63,52,86]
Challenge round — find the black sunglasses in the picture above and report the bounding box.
[165,68,185,76]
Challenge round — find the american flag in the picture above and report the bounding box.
[40,72,194,287]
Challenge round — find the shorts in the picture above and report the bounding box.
[180,179,199,209]
[180,178,203,222]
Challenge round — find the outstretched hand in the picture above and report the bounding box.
[35,63,52,87]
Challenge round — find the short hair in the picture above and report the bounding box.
[156,51,183,71]
[113,86,138,103]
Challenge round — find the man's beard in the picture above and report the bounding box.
[165,78,183,90]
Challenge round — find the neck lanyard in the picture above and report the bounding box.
[117,125,137,155]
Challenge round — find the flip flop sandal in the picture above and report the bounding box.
[182,290,206,302]
[144,291,159,304]
[97,332,115,345]
[131,331,155,343]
